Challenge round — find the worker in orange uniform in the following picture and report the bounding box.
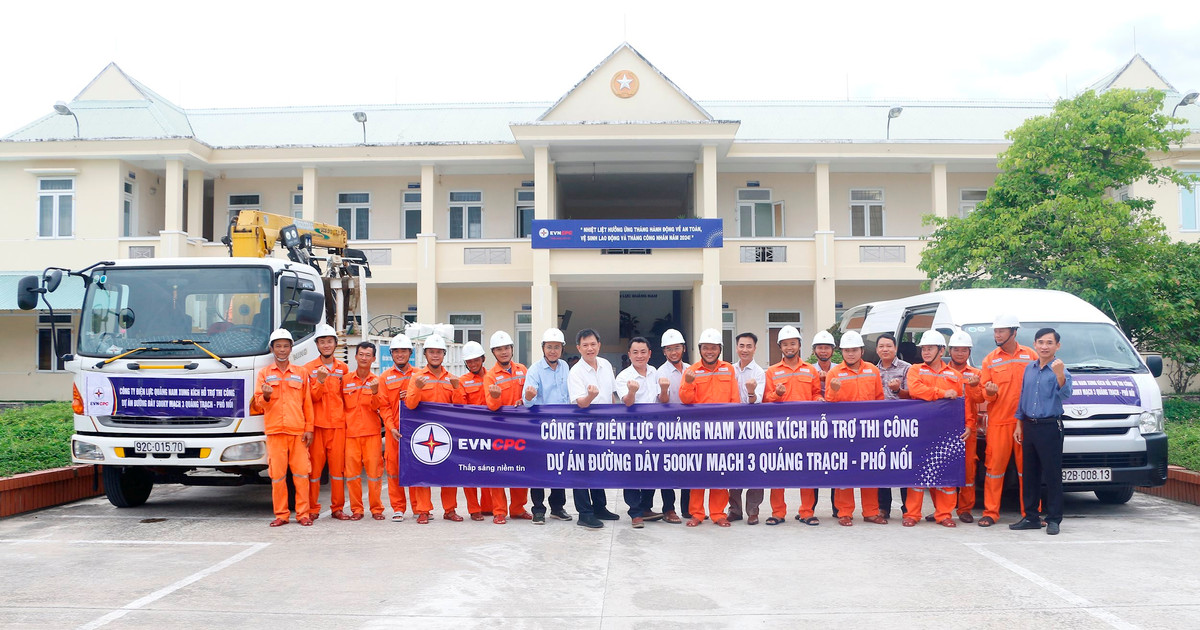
[343,341,387,521]
[825,330,887,526]
[903,330,965,528]
[978,314,1036,527]
[948,330,984,523]
[484,330,532,524]
[379,334,415,522]
[762,325,823,526]
[304,323,350,521]
[404,334,465,524]
[253,328,314,527]
[680,328,740,528]
[453,340,494,521]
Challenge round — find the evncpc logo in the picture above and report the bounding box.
[409,422,453,465]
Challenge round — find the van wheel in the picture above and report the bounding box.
[102,466,154,508]
[1094,486,1134,504]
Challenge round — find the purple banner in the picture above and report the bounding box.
[1065,375,1141,406]
[83,375,247,418]
[399,399,966,488]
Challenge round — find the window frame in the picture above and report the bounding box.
[766,310,804,365]
[735,188,782,238]
[1180,173,1199,232]
[448,190,484,240]
[403,190,422,240]
[515,311,532,367]
[38,177,75,239]
[227,193,261,228]
[37,313,73,372]
[337,191,371,240]
[958,188,987,218]
[122,177,138,237]
[722,310,736,363]
[515,189,535,238]
[849,188,885,237]
[291,192,304,219]
[448,312,484,345]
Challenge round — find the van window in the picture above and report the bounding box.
[959,322,1144,372]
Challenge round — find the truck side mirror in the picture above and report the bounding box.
[16,275,39,310]
[1145,355,1163,378]
[43,269,63,293]
[296,289,324,326]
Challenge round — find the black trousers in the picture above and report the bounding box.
[529,488,566,515]
[623,489,656,518]
[660,489,679,514]
[1021,418,1064,524]
[877,487,909,515]
[573,488,608,517]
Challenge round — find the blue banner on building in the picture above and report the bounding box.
[399,399,966,488]
[83,375,248,418]
[530,219,723,249]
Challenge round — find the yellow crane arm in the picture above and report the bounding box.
[227,210,348,258]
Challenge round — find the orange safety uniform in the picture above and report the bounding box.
[680,360,739,522]
[454,368,494,516]
[952,363,985,516]
[304,356,348,517]
[483,361,530,517]
[905,361,964,524]
[343,370,386,517]
[379,363,414,515]
[826,361,886,519]
[405,365,463,516]
[763,360,823,519]
[979,344,1036,521]
[253,362,314,522]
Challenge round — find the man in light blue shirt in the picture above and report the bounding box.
[521,328,573,524]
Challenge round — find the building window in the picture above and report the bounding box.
[722,310,735,363]
[740,246,786,262]
[449,313,483,345]
[449,191,483,239]
[38,178,74,238]
[291,192,303,219]
[337,192,370,240]
[121,178,137,237]
[38,314,72,372]
[516,189,535,238]
[227,193,261,227]
[1180,174,1198,231]
[515,312,532,367]
[737,189,783,237]
[959,189,987,217]
[767,311,803,365]
[403,190,421,239]
[850,189,884,236]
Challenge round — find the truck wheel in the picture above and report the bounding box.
[1094,486,1135,505]
[102,466,154,508]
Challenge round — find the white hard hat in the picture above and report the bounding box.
[949,330,973,348]
[541,328,565,344]
[389,334,413,350]
[462,341,485,361]
[918,330,947,347]
[268,328,293,344]
[423,334,447,351]
[812,330,836,347]
[698,328,723,346]
[992,313,1021,329]
[660,328,685,347]
[490,330,514,349]
[839,330,865,349]
[314,323,338,340]
[777,325,802,343]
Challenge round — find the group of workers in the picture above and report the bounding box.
[254,314,1072,534]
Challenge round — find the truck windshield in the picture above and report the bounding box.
[960,322,1146,373]
[77,266,274,359]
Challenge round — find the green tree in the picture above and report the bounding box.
[919,88,1195,348]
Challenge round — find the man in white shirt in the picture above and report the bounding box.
[655,329,689,523]
[568,328,621,529]
[728,332,766,524]
[616,336,665,528]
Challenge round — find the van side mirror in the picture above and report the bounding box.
[1145,355,1163,378]
[16,275,39,310]
[43,269,63,293]
[296,289,324,326]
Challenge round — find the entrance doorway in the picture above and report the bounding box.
[557,288,691,369]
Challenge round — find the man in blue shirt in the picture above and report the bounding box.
[1009,328,1073,536]
[522,328,573,525]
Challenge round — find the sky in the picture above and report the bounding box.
[3,0,1199,135]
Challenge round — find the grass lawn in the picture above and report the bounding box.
[1164,398,1200,472]
[0,402,74,477]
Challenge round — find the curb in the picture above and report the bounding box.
[0,464,105,517]
[1136,465,1200,506]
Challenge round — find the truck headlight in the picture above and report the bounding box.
[1138,409,1164,435]
[72,440,104,461]
[221,441,266,462]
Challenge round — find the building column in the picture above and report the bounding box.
[160,159,186,257]
[416,164,437,322]
[813,162,836,333]
[693,144,721,338]
[530,146,557,360]
[302,167,318,221]
[932,162,948,218]
[186,169,204,239]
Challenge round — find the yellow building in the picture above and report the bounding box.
[2,45,1197,400]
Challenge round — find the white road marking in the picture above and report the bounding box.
[0,539,264,546]
[964,542,1140,630]
[966,539,1170,546]
[54,514,266,521]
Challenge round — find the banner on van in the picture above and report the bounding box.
[1066,375,1140,406]
[83,375,247,418]
[399,399,966,488]
[530,219,723,249]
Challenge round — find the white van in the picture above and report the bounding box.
[839,288,1168,504]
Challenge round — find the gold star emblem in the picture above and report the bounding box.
[610,70,639,98]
